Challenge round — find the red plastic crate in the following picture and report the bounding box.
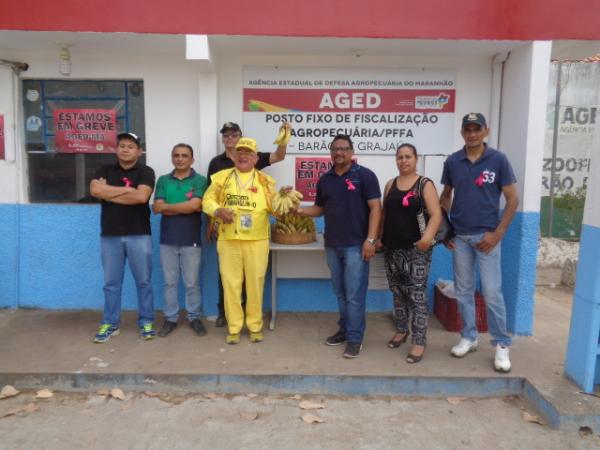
[434,285,488,332]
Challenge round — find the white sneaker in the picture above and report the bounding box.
[450,338,478,358]
[494,345,511,373]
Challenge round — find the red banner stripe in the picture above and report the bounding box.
[243,88,455,113]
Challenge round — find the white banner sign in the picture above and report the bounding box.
[243,66,456,155]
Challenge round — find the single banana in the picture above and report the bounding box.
[281,196,290,215]
[272,195,281,213]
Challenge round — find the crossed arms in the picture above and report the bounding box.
[90,178,153,205]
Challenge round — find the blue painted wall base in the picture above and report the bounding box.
[0,205,538,335]
[565,224,600,393]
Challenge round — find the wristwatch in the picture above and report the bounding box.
[366,238,377,245]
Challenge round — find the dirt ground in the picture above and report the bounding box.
[0,390,598,450]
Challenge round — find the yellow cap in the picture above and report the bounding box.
[235,137,257,153]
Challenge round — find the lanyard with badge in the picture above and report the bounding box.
[234,170,256,232]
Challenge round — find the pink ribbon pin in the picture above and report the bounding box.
[402,191,415,207]
[475,174,484,187]
[122,177,132,187]
[248,186,257,193]
[345,179,356,191]
[186,189,194,199]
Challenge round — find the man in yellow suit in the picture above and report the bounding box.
[202,138,276,344]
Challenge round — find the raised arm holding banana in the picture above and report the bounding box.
[206,121,292,327]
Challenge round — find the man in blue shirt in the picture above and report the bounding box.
[440,113,519,372]
[153,144,208,337]
[299,134,381,359]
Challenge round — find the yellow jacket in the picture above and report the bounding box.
[203,168,276,240]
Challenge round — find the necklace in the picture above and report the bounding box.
[234,169,256,192]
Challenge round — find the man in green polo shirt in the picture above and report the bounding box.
[153,143,208,337]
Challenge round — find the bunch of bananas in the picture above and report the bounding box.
[273,122,292,146]
[274,213,316,234]
[272,188,303,215]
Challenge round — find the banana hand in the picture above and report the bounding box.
[273,122,292,146]
[273,125,286,145]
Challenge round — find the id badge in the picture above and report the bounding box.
[238,204,253,232]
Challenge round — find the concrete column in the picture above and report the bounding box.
[197,72,218,175]
[0,64,21,308]
[197,70,220,316]
[565,122,600,392]
[497,41,552,334]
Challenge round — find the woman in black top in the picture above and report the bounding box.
[380,144,442,363]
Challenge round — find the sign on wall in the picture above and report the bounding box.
[0,114,4,159]
[243,67,455,155]
[295,157,359,200]
[53,109,117,153]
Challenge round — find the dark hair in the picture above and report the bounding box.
[396,143,417,158]
[330,134,353,150]
[172,143,194,157]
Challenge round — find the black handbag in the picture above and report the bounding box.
[416,177,454,246]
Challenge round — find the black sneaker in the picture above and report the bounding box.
[158,320,177,337]
[215,316,227,328]
[343,342,363,359]
[190,318,207,336]
[325,329,346,346]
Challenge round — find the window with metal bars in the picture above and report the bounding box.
[22,79,145,203]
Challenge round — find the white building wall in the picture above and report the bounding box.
[498,41,552,212]
[1,37,550,206]
[0,45,207,201]
[0,65,22,204]
[216,53,494,191]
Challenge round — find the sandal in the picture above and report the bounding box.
[406,345,425,364]
[387,332,409,349]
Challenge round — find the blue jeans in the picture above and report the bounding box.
[452,233,511,347]
[160,244,202,322]
[325,246,369,343]
[100,235,154,328]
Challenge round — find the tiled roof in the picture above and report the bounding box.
[553,53,600,63]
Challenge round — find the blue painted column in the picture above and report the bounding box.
[565,145,600,392]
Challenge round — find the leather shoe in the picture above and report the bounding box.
[190,318,207,336]
[158,320,177,337]
[215,316,227,328]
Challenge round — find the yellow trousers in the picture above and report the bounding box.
[217,239,270,335]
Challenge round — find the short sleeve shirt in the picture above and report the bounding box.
[441,145,516,234]
[154,169,208,246]
[206,151,271,186]
[315,163,381,247]
[94,162,155,236]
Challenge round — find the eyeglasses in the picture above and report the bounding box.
[330,147,352,153]
[223,133,241,139]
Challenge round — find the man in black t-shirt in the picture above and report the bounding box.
[90,132,157,343]
[206,121,290,327]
